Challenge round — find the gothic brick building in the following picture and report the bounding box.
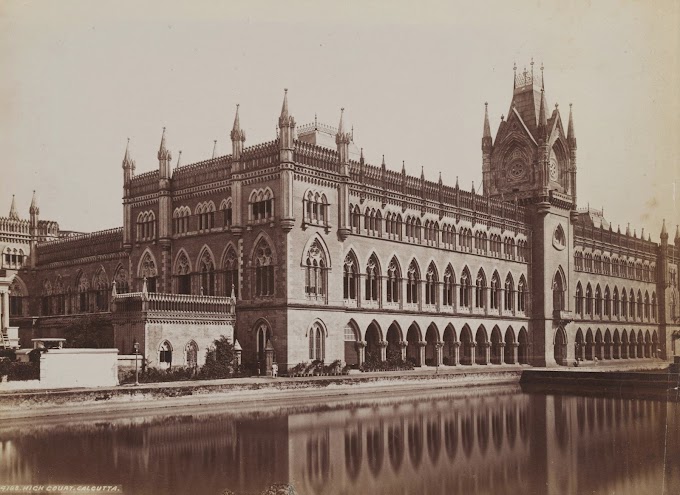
[7,65,680,372]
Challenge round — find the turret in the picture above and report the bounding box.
[278,89,295,232]
[122,138,135,185]
[230,104,245,161]
[335,108,351,175]
[8,195,18,220]
[482,102,492,195]
[29,191,39,268]
[660,219,668,243]
[158,127,172,180]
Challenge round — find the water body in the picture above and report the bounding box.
[1,386,678,495]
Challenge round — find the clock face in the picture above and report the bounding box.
[549,158,558,181]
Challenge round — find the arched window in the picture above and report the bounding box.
[350,205,361,234]
[425,263,437,305]
[386,258,400,303]
[490,272,501,310]
[443,266,454,307]
[613,287,620,316]
[139,252,157,292]
[407,260,420,304]
[304,191,329,227]
[175,251,192,294]
[553,270,565,312]
[651,292,657,320]
[93,269,109,312]
[9,278,25,317]
[594,285,602,316]
[644,291,650,319]
[309,322,325,361]
[504,274,514,311]
[77,273,89,313]
[459,269,471,308]
[250,188,274,222]
[475,270,486,309]
[343,252,358,300]
[199,250,216,296]
[254,240,275,296]
[637,290,643,320]
[604,286,611,317]
[629,289,635,318]
[255,322,272,363]
[575,282,583,315]
[159,341,172,368]
[136,211,156,241]
[220,199,233,228]
[223,247,239,298]
[517,276,526,313]
[585,284,593,316]
[304,239,328,300]
[621,289,628,317]
[365,254,380,302]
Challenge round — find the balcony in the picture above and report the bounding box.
[112,291,235,321]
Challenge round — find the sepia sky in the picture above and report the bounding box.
[1,0,679,238]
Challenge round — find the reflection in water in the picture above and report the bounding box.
[1,388,679,495]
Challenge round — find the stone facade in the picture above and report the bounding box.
[7,66,680,372]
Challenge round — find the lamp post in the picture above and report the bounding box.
[133,340,140,386]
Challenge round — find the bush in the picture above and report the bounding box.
[197,336,236,379]
[120,366,195,384]
[288,362,308,376]
[63,315,114,348]
[0,357,11,377]
[8,362,40,381]
[0,349,16,360]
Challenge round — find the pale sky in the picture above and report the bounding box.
[1,0,679,240]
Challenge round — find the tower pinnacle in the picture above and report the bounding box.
[661,218,668,240]
[567,103,576,147]
[8,195,18,220]
[29,190,38,216]
[212,140,218,159]
[230,104,246,142]
[158,128,171,162]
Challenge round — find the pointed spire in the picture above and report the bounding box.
[438,171,442,186]
[338,107,346,135]
[567,103,576,147]
[361,148,365,161]
[661,219,668,237]
[158,127,171,161]
[122,138,133,168]
[626,223,631,236]
[420,166,425,181]
[483,102,491,139]
[231,104,245,142]
[401,161,406,175]
[212,140,218,159]
[455,176,459,189]
[538,88,547,130]
[279,88,291,126]
[471,181,475,194]
[8,195,18,220]
[29,190,38,216]
[176,150,183,168]
[675,224,680,241]
[380,154,385,168]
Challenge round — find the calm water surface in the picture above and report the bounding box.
[1,386,678,495]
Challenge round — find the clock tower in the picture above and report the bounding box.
[482,61,579,366]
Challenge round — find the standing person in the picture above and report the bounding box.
[272,362,278,378]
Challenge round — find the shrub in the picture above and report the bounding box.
[197,336,236,379]
[8,362,40,381]
[120,366,195,384]
[0,349,16,360]
[63,315,114,348]
[0,357,11,377]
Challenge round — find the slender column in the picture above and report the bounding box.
[379,341,388,362]
[435,342,443,366]
[510,342,519,364]
[452,342,460,366]
[418,341,427,367]
[357,341,366,367]
[482,342,491,364]
[1,290,8,330]
[469,343,476,365]
[497,342,506,365]
[399,341,407,362]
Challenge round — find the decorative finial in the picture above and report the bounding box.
[314,113,318,129]
[158,127,171,162]
[212,140,218,159]
[8,194,18,220]
[176,150,182,168]
[29,190,38,215]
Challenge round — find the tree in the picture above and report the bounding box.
[62,316,114,348]
[199,335,236,379]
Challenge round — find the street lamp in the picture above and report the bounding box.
[133,340,140,386]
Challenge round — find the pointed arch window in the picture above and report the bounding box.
[176,252,192,294]
[343,254,357,300]
[459,271,471,308]
[199,251,216,296]
[575,283,584,315]
[386,259,400,303]
[304,240,328,299]
[613,288,620,316]
[629,290,636,318]
[504,275,514,311]
[304,191,329,227]
[254,240,275,296]
[490,273,500,310]
[604,286,611,317]
[223,247,239,298]
[475,270,486,309]
[350,205,361,234]
[77,274,89,313]
[594,285,602,316]
[185,341,198,368]
[159,341,172,368]
[553,271,565,312]
[644,291,650,319]
[309,323,325,361]
[585,284,593,316]
[9,279,25,317]
[443,267,454,307]
[425,264,437,305]
[621,290,628,317]
[220,199,233,229]
[517,277,526,313]
[637,290,643,320]
[93,270,109,312]
[406,260,420,304]
[652,292,657,321]
[365,255,379,302]
[250,188,274,223]
[136,211,156,241]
